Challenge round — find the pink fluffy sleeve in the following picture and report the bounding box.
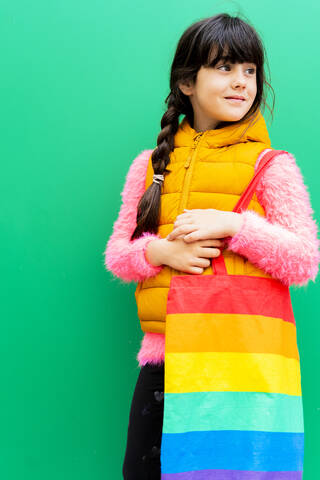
[103,149,164,283]
[227,149,320,287]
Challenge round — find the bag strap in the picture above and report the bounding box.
[212,149,288,275]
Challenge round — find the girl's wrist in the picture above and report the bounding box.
[229,212,245,237]
[145,238,167,266]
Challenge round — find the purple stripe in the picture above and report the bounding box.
[161,470,302,480]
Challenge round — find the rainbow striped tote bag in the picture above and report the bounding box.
[160,149,304,480]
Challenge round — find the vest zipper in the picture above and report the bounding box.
[178,132,205,214]
[184,133,203,168]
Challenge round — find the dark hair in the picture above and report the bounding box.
[131,12,275,240]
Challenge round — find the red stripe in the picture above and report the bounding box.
[167,274,295,324]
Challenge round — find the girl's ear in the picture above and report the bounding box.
[178,81,193,96]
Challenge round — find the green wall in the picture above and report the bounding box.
[1,0,319,477]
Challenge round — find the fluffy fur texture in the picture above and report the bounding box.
[103,148,320,367]
[104,149,162,283]
[136,332,166,367]
[228,148,320,287]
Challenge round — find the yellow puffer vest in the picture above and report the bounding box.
[135,109,273,334]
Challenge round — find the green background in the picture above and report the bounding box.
[1,0,319,477]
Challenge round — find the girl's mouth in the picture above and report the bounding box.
[225,97,245,103]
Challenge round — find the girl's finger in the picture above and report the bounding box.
[167,228,184,240]
[183,231,198,242]
[168,225,196,240]
[188,235,224,248]
[184,231,210,242]
[167,230,179,240]
[203,238,223,246]
[174,215,189,225]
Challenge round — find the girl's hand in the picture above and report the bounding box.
[167,208,242,242]
[162,237,223,274]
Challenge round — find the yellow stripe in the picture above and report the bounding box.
[165,352,302,396]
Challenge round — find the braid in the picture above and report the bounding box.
[130,91,184,240]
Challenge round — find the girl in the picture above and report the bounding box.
[104,13,320,480]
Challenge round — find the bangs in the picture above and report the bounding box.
[199,18,262,69]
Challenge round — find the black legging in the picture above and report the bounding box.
[122,362,164,479]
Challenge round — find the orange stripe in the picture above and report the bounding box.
[165,313,299,360]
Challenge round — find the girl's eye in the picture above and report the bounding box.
[218,64,256,74]
[218,64,231,71]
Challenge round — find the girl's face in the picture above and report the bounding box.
[179,60,257,132]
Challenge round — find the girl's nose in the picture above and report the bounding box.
[232,76,246,88]
[232,67,247,87]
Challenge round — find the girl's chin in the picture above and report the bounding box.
[219,111,246,122]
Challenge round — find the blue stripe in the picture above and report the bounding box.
[160,430,304,474]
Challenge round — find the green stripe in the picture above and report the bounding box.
[162,391,304,434]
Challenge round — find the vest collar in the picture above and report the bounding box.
[174,108,271,148]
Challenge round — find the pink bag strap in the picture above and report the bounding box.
[212,149,288,275]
